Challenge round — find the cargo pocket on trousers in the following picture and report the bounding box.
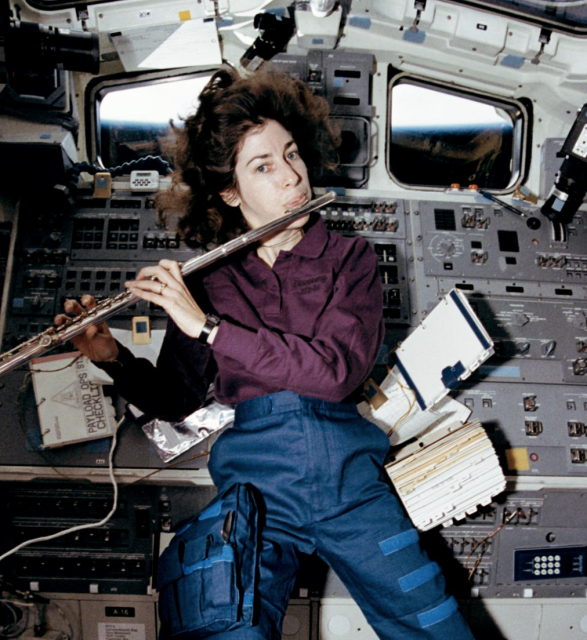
[157,483,259,639]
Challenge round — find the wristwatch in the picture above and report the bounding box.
[197,314,221,344]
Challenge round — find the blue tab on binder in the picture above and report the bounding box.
[441,361,466,389]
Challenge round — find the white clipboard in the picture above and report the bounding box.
[393,289,494,410]
[110,19,222,71]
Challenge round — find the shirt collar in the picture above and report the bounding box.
[289,213,328,259]
[241,212,328,271]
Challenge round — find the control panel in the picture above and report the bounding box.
[0,188,209,471]
[317,196,412,324]
[0,482,215,595]
[2,183,587,605]
[413,198,587,298]
[3,192,196,351]
[425,488,587,599]
[406,198,587,482]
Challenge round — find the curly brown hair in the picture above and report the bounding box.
[157,64,339,248]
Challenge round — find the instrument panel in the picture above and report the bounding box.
[1,182,587,614]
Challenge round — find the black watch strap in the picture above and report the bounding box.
[197,314,221,344]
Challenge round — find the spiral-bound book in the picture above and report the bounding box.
[30,352,117,448]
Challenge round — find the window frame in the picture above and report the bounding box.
[386,71,530,193]
[85,68,217,169]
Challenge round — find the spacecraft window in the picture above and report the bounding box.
[388,77,527,192]
[89,72,213,169]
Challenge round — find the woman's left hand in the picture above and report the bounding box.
[126,259,208,339]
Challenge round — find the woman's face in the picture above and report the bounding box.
[222,119,312,230]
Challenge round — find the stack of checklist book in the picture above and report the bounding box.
[385,419,505,531]
[359,288,505,530]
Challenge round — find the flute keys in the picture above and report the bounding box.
[40,335,53,347]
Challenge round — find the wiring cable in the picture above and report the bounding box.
[364,344,419,438]
[0,416,124,564]
[51,601,74,640]
[0,600,29,638]
[464,509,520,581]
[63,156,172,201]
[27,355,83,375]
[0,600,73,640]
[387,372,418,437]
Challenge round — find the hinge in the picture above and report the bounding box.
[410,0,427,33]
[531,28,552,65]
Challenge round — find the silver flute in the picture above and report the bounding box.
[0,191,336,377]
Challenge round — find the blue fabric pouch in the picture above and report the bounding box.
[156,483,260,639]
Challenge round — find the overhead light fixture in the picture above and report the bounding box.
[309,0,336,18]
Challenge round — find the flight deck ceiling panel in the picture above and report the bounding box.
[445,0,587,36]
[23,0,135,8]
[25,0,587,35]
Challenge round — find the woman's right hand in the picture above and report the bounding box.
[54,295,119,362]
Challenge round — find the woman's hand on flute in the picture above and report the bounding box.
[126,259,209,340]
[55,296,120,362]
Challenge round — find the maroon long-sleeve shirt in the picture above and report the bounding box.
[99,214,385,421]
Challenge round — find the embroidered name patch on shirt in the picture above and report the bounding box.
[294,275,328,294]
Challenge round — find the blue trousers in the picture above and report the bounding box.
[208,391,475,640]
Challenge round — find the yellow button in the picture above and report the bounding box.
[505,448,530,471]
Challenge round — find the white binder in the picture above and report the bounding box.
[393,288,494,410]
